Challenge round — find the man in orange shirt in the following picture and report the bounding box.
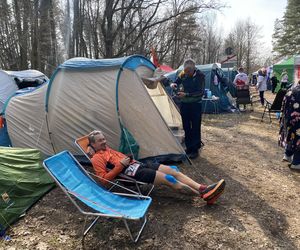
[88,130,226,205]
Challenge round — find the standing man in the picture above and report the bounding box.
[171,59,205,159]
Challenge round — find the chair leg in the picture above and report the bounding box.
[123,215,148,243]
[83,216,100,236]
[82,215,100,245]
[261,106,267,122]
[146,184,155,196]
[268,110,272,123]
[135,182,142,195]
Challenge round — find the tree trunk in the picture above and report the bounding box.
[49,0,57,68]
[102,0,114,58]
[31,0,40,70]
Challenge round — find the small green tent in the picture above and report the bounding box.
[273,56,295,92]
[0,147,54,231]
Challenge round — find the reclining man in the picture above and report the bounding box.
[87,130,226,205]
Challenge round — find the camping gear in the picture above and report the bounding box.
[273,56,299,92]
[261,89,287,123]
[43,150,152,242]
[0,69,48,112]
[236,88,253,111]
[0,147,54,230]
[3,55,186,162]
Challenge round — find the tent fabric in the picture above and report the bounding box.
[273,56,295,91]
[222,68,238,97]
[44,151,151,219]
[0,119,11,147]
[5,84,54,155]
[0,70,18,112]
[0,69,48,114]
[5,55,186,161]
[5,69,48,81]
[147,83,182,128]
[117,68,184,159]
[0,147,54,230]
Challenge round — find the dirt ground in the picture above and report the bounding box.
[1,91,300,250]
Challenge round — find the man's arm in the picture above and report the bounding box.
[91,155,124,185]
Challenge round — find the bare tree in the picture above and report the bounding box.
[224,18,261,73]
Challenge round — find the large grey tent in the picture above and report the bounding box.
[0,69,48,112]
[4,56,186,162]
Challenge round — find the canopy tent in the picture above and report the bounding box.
[165,64,234,113]
[4,55,186,162]
[0,69,48,113]
[273,56,295,92]
[0,147,54,231]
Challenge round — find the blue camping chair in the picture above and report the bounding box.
[43,151,152,243]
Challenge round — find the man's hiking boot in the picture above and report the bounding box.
[200,179,226,204]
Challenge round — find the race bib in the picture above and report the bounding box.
[124,163,141,177]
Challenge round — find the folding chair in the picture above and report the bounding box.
[236,87,253,111]
[43,151,152,243]
[75,135,154,196]
[261,89,287,123]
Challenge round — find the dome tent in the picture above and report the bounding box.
[0,69,48,112]
[4,55,186,162]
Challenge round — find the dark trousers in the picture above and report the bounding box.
[271,83,277,93]
[285,149,300,165]
[180,102,202,154]
[259,91,265,105]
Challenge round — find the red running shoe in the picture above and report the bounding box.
[200,179,226,204]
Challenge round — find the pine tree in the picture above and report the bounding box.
[272,0,300,57]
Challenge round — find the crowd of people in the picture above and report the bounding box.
[233,66,300,170]
[236,67,300,171]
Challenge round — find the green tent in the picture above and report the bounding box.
[273,56,295,92]
[0,147,54,231]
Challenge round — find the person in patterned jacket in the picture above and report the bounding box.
[279,83,300,170]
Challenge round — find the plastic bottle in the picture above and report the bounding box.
[207,90,212,99]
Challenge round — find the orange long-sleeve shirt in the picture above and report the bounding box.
[91,147,127,185]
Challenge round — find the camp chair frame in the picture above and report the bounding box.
[75,135,154,196]
[43,151,151,243]
[261,89,287,123]
[235,87,253,112]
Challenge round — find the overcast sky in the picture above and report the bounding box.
[216,0,287,53]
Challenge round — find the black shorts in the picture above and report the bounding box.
[133,162,160,184]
